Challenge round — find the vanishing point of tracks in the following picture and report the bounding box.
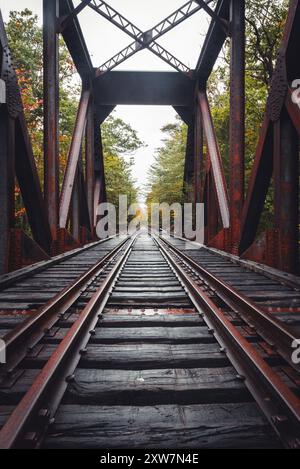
[0,233,299,449]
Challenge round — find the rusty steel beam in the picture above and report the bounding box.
[183,123,195,203]
[94,121,106,226]
[239,116,273,254]
[85,99,95,230]
[59,0,93,33]
[173,106,193,126]
[240,0,300,265]
[194,103,203,204]
[93,0,215,76]
[79,169,92,233]
[198,91,230,228]
[94,105,115,124]
[207,168,219,240]
[196,0,230,83]
[43,0,59,240]
[59,88,90,229]
[274,111,299,274]
[59,0,94,82]
[229,0,245,251]
[71,172,80,242]
[0,10,51,257]
[194,0,229,31]
[15,114,52,253]
[0,108,14,274]
[94,71,195,106]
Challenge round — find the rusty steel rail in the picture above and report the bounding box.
[0,236,136,449]
[158,235,299,370]
[154,236,300,449]
[0,235,130,374]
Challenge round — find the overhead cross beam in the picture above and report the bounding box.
[88,0,215,76]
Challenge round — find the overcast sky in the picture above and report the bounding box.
[0,0,211,199]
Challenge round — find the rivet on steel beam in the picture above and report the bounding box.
[66,374,75,383]
[271,415,288,426]
[236,374,246,381]
[220,347,226,353]
[79,348,88,355]
[89,329,96,336]
[38,408,50,420]
[24,432,38,446]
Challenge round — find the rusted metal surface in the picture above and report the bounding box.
[85,100,95,232]
[239,1,300,272]
[43,0,59,241]
[198,91,230,228]
[59,88,90,229]
[274,111,299,274]
[196,0,230,83]
[239,115,273,254]
[0,0,299,278]
[194,104,203,205]
[229,0,245,253]
[0,236,133,449]
[91,0,216,76]
[1,236,129,375]
[0,108,14,275]
[156,235,300,448]
[183,123,195,203]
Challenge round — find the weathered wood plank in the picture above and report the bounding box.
[24,343,229,369]
[41,326,214,344]
[0,367,250,405]
[43,403,280,449]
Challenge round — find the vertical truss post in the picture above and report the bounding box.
[194,103,203,205]
[71,172,80,243]
[0,108,15,274]
[85,97,95,233]
[93,119,106,228]
[43,0,59,241]
[207,168,219,241]
[184,123,195,203]
[274,110,299,274]
[229,0,245,252]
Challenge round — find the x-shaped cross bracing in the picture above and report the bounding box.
[68,0,219,77]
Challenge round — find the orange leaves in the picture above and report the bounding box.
[15,207,26,218]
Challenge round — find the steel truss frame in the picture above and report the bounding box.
[0,0,299,276]
[88,0,217,76]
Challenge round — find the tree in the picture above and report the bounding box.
[146,0,288,233]
[146,120,187,207]
[5,9,143,225]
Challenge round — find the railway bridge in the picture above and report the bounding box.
[0,0,299,450]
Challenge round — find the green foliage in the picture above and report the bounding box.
[102,114,144,208]
[102,116,144,157]
[146,0,289,235]
[5,9,142,222]
[146,121,187,206]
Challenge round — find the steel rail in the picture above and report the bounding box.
[0,234,119,291]
[0,235,130,374]
[158,235,300,371]
[154,235,300,449]
[0,235,136,449]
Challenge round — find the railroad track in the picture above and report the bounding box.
[0,233,299,448]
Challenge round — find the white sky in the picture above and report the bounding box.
[0,0,211,199]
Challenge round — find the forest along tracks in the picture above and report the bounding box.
[0,233,298,448]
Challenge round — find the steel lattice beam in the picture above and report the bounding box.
[89,0,215,75]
